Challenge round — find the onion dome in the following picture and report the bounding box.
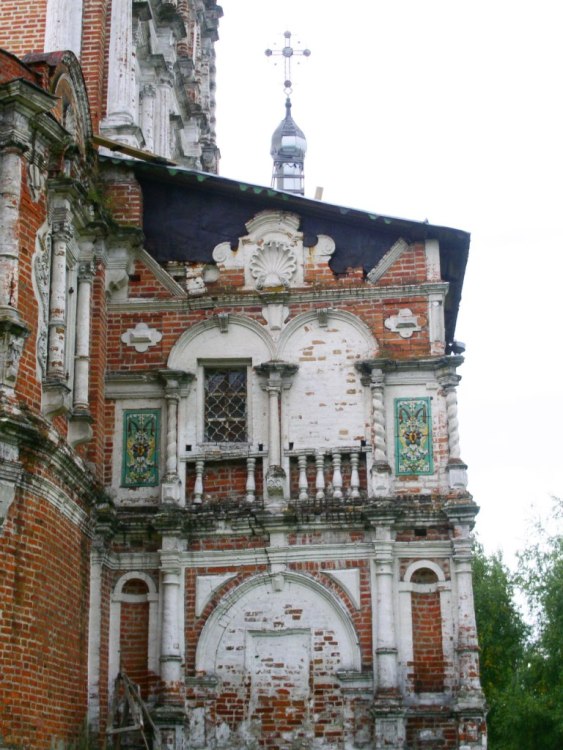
[270,97,306,195]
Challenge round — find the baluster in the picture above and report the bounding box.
[315,451,325,501]
[246,457,256,503]
[350,452,360,499]
[332,452,343,499]
[298,454,309,500]
[193,457,204,504]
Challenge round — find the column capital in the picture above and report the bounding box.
[158,368,194,396]
[255,360,298,390]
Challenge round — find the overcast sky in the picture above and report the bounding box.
[215,0,563,563]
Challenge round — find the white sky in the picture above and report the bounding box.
[215,0,563,564]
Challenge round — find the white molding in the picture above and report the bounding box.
[135,247,186,297]
[403,559,447,583]
[366,238,409,284]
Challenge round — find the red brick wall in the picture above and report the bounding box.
[0,1,48,56]
[406,717,458,749]
[81,0,110,131]
[86,264,108,477]
[411,569,445,693]
[0,486,90,747]
[118,578,158,699]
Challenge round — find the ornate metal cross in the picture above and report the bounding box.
[265,31,311,95]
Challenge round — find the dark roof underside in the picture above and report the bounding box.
[109,158,469,344]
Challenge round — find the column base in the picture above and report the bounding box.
[265,465,288,512]
[371,462,393,497]
[372,701,406,750]
[447,459,468,489]
[161,475,183,505]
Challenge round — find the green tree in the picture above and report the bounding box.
[473,498,563,750]
[472,544,528,749]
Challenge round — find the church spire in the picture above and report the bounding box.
[265,31,310,195]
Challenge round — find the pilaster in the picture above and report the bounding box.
[158,369,194,505]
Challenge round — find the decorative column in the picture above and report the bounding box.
[159,370,193,505]
[438,358,467,489]
[357,361,392,497]
[44,0,84,57]
[140,84,156,152]
[450,521,483,702]
[372,523,405,750]
[43,204,72,418]
[255,361,298,510]
[101,0,141,146]
[154,79,173,160]
[0,151,29,396]
[67,259,94,446]
[73,260,94,411]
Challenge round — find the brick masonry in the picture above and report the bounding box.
[0,3,486,749]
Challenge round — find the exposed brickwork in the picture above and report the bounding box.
[0,486,90,747]
[411,569,445,693]
[0,1,47,56]
[81,0,110,130]
[119,579,158,698]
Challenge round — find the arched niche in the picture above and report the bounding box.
[196,571,361,678]
[168,315,275,449]
[276,310,377,448]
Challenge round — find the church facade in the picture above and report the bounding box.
[0,3,487,749]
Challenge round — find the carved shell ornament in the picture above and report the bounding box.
[249,241,297,290]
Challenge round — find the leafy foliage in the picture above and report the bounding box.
[473,498,563,750]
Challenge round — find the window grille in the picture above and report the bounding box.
[204,368,247,443]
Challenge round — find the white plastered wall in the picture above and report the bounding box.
[277,310,376,450]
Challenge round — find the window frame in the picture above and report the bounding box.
[197,359,252,446]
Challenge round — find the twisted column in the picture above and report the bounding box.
[370,369,388,464]
[439,365,467,489]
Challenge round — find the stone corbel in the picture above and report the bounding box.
[105,234,140,300]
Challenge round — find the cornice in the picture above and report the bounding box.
[107,281,450,315]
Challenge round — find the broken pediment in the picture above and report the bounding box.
[212,210,335,291]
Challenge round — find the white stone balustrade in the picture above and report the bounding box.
[183,446,370,504]
[286,447,369,502]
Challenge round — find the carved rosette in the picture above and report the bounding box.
[249,241,297,291]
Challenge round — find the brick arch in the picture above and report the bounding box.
[195,570,362,674]
[403,563,446,694]
[109,572,159,698]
